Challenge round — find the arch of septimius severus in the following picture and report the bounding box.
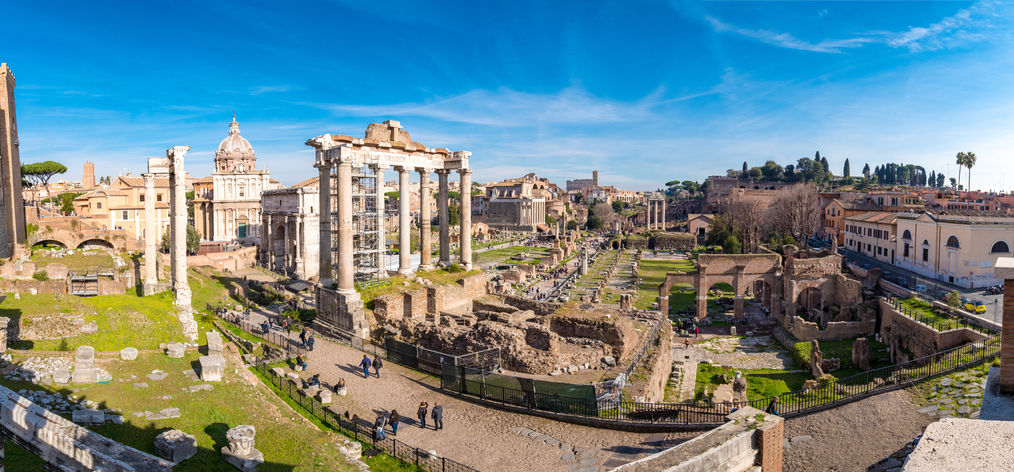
[306,121,472,339]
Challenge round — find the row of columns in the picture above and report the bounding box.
[318,158,472,296]
[647,198,666,230]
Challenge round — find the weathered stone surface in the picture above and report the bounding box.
[53,367,71,385]
[155,429,198,463]
[852,337,871,371]
[72,408,104,424]
[199,355,225,382]
[318,389,332,404]
[270,367,285,377]
[809,340,824,379]
[222,425,264,472]
[120,347,139,361]
[147,370,169,381]
[166,342,185,358]
[207,331,224,356]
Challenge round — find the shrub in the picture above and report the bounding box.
[945,290,962,308]
[652,232,696,251]
[32,270,49,281]
[445,263,464,273]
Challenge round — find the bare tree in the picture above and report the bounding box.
[767,183,821,248]
[723,196,764,252]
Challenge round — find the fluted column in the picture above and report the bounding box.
[336,162,355,294]
[316,160,332,284]
[661,199,666,230]
[459,169,472,269]
[375,165,387,277]
[294,215,304,278]
[418,168,433,270]
[142,173,157,293]
[397,166,412,275]
[437,169,450,266]
[264,214,273,269]
[167,145,196,341]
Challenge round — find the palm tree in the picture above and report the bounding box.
[964,152,976,191]
[955,152,966,190]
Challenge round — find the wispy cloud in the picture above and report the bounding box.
[250,85,297,95]
[705,0,1006,54]
[315,87,658,127]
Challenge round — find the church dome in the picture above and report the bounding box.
[216,115,255,160]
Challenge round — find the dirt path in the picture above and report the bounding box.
[294,336,695,472]
[783,389,931,472]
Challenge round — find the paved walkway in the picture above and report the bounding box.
[231,309,694,471]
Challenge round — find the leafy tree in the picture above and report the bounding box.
[723,234,741,254]
[160,224,201,254]
[586,215,603,230]
[795,158,826,183]
[937,173,946,188]
[43,192,83,214]
[704,215,733,247]
[566,220,578,231]
[945,290,962,309]
[681,180,700,193]
[745,167,763,181]
[21,161,68,211]
[761,161,783,181]
[448,203,460,226]
[186,190,195,219]
[843,158,850,178]
[949,177,957,188]
[820,156,829,173]
[783,164,796,182]
[545,214,557,226]
[610,200,626,213]
[572,193,583,204]
[742,161,748,174]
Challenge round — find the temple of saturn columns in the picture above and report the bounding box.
[307,121,472,339]
[646,192,666,230]
[143,147,198,341]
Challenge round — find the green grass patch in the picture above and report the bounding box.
[473,246,549,266]
[791,337,890,371]
[31,251,115,272]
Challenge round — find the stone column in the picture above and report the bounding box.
[418,168,433,270]
[661,199,666,231]
[375,165,387,277]
[264,214,273,271]
[646,201,653,229]
[316,159,332,284]
[294,215,303,278]
[260,212,270,267]
[336,162,355,294]
[459,169,472,269]
[283,216,292,275]
[167,145,197,341]
[397,167,412,275]
[142,173,158,295]
[437,170,450,266]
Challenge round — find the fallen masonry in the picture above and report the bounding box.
[154,429,198,463]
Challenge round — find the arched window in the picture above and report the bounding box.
[992,241,1011,254]
[902,229,912,240]
[946,235,960,248]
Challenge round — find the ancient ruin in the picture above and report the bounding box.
[222,424,264,471]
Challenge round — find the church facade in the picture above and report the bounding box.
[194,116,279,242]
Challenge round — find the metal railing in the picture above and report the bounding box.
[252,362,478,472]
[885,295,995,335]
[216,310,308,359]
[439,332,1000,426]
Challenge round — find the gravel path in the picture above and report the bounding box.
[783,389,931,472]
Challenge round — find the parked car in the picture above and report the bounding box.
[916,284,928,294]
[962,298,973,311]
[972,300,987,313]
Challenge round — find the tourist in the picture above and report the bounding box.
[307,374,321,388]
[431,402,443,430]
[260,322,270,334]
[389,410,401,436]
[299,328,308,347]
[684,338,690,349]
[359,355,372,378]
[417,402,428,429]
[335,377,347,396]
[765,397,779,416]
[372,356,383,378]
[374,414,388,441]
[308,335,316,351]
[295,355,307,372]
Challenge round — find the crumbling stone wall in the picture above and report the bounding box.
[629,323,673,403]
[782,314,876,341]
[548,315,637,360]
[878,298,987,363]
[500,295,561,316]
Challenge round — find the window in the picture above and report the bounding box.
[903,243,910,258]
[992,241,1011,254]
[946,235,960,249]
[923,248,929,262]
[140,195,145,202]
[96,202,102,209]
[122,210,128,220]
[157,194,163,202]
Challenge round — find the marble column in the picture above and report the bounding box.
[459,169,472,269]
[316,160,332,284]
[418,168,433,270]
[375,165,387,278]
[397,167,412,275]
[294,215,303,279]
[437,170,450,266]
[661,199,666,231]
[142,173,157,294]
[336,162,355,294]
[167,145,197,341]
[263,214,272,270]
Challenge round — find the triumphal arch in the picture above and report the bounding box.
[307,121,472,339]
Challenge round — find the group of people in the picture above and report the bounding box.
[299,328,316,351]
[373,401,444,440]
[675,318,700,339]
[359,355,383,378]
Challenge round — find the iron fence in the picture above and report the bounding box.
[440,332,1000,426]
[253,361,477,472]
[885,296,995,335]
[216,311,307,359]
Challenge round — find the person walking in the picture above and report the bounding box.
[359,355,372,378]
[389,410,401,436]
[307,335,316,351]
[299,328,308,347]
[372,356,383,378]
[374,414,388,441]
[431,402,443,430]
[417,402,428,429]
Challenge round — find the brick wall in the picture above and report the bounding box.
[1000,279,1014,393]
[758,414,784,472]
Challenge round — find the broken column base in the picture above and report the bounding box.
[314,286,370,340]
[143,281,169,297]
[222,447,264,472]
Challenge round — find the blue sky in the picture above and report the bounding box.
[5,0,1014,191]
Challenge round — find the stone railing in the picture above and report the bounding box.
[0,384,173,471]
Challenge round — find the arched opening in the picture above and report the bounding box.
[991,241,1010,254]
[706,282,735,319]
[77,239,114,250]
[902,229,912,240]
[796,287,822,316]
[32,240,68,251]
[751,279,775,316]
[271,225,286,271]
[946,235,960,249]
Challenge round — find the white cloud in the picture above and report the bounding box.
[250,85,296,95]
[705,16,873,53]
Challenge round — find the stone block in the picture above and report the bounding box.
[222,425,264,472]
[53,367,71,385]
[270,367,285,377]
[199,355,225,382]
[166,342,185,358]
[155,429,198,463]
[318,389,332,405]
[72,367,97,384]
[207,331,224,356]
[72,408,104,424]
[75,345,95,369]
[120,347,139,361]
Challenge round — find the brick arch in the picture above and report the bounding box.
[657,253,783,320]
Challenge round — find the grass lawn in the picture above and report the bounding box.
[2,351,361,471]
[31,251,115,272]
[473,246,549,266]
[635,258,685,309]
[695,364,810,402]
[896,297,961,329]
[791,337,890,373]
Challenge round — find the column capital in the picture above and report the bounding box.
[416,167,434,175]
[142,173,155,185]
[395,165,411,174]
[372,163,388,171]
[435,168,451,175]
[457,168,473,176]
